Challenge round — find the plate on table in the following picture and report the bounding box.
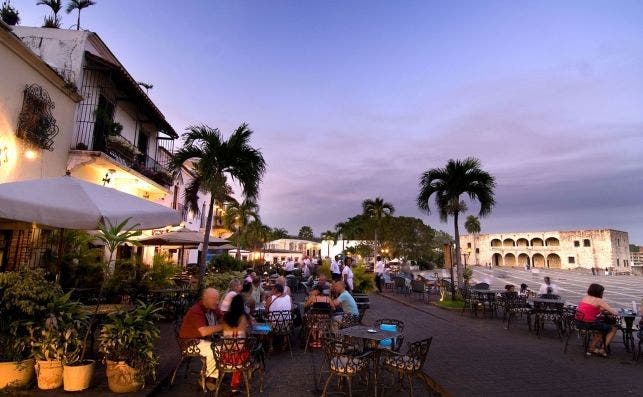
[367,329,377,333]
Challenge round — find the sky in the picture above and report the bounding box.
[12,0,643,242]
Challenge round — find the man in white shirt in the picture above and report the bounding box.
[342,257,354,292]
[374,255,385,293]
[265,284,292,317]
[284,258,295,274]
[538,276,559,296]
[330,256,341,281]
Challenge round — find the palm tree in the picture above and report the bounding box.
[225,199,260,259]
[321,230,336,258]
[65,0,95,30]
[464,215,481,266]
[417,157,495,285]
[362,197,395,253]
[37,0,62,27]
[170,124,266,287]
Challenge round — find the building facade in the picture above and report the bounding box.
[459,229,631,271]
[630,247,643,276]
[265,238,321,258]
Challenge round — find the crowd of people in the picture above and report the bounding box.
[177,266,362,391]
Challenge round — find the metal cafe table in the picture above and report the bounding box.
[336,325,404,396]
[471,289,503,318]
[616,308,638,354]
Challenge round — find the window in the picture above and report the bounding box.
[568,257,575,264]
[617,258,620,266]
[475,248,480,254]
[467,242,471,248]
[574,241,580,247]
[583,239,590,247]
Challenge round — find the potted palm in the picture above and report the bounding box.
[30,292,89,390]
[98,301,162,393]
[351,264,375,311]
[0,270,61,390]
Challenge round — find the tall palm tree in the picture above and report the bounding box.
[225,198,261,259]
[321,230,336,258]
[464,215,481,266]
[65,0,95,30]
[362,197,395,253]
[170,124,266,287]
[417,157,495,285]
[38,0,62,27]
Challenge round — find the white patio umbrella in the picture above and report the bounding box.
[0,175,181,230]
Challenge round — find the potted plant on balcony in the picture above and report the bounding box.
[98,301,162,393]
[0,270,62,390]
[30,292,89,390]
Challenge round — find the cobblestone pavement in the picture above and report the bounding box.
[152,288,642,397]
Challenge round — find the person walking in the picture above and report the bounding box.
[374,255,385,293]
[330,256,341,281]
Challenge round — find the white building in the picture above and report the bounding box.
[265,238,321,258]
[459,229,631,271]
[320,239,372,260]
[630,247,643,276]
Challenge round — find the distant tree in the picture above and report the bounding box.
[464,215,481,266]
[417,157,495,285]
[225,199,260,259]
[298,226,314,240]
[630,244,640,253]
[362,197,395,252]
[38,0,62,27]
[269,227,289,241]
[65,0,95,30]
[1,1,20,25]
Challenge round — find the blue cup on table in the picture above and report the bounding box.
[378,323,397,348]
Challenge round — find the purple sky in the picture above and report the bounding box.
[14,1,643,242]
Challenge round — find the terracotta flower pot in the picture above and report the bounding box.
[63,360,95,391]
[0,358,35,390]
[35,359,63,390]
[105,360,143,393]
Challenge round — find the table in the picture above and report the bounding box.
[472,289,503,318]
[617,309,638,353]
[337,325,404,396]
[530,298,565,338]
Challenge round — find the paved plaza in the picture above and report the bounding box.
[152,281,642,397]
[470,266,643,308]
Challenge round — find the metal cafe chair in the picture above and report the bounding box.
[564,311,608,357]
[267,310,295,359]
[169,320,207,393]
[373,319,405,352]
[211,337,261,397]
[380,337,433,397]
[320,337,372,397]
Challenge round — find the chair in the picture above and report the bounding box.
[459,287,477,317]
[380,337,433,397]
[410,280,429,302]
[394,277,410,295]
[211,337,260,397]
[532,300,564,339]
[505,295,532,331]
[564,311,608,356]
[373,319,405,352]
[320,337,372,397]
[169,321,207,393]
[267,310,295,359]
[304,308,332,352]
[538,294,561,300]
[382,273,395,292]
[472,282,489,290]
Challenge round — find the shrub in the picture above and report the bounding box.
[143,254,178,290]
[317,259,331,278]
[208,254,246,272]
[203,271,245,293]
[352,265,375,294]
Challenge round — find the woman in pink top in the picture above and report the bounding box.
[576,283,617,357]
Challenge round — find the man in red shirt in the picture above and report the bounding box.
[179,288,222,383]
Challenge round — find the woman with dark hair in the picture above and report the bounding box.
[576,283,618,357]
[220,294,252,390]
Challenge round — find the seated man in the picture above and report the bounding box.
[265,283,292,315]
[178,288,224,386]
[331,281,358,316]
[316,275,331,295]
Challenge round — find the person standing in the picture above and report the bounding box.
[538,276,559,296]
[374,255,385,293]
[342,257,354,293]
[330,256,341,281]
[220,279,243,312]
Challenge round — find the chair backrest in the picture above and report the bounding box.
[538,294,560,300]
[473,283,489,290]
[211,337,256,372]
[407,337,433,366]
[394,277,407,288]
[268,310,294,335]
[337,313,361,330]
[411,280,427,293]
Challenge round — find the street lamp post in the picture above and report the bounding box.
[463,247,471,269]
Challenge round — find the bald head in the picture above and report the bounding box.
[202,288,220,310]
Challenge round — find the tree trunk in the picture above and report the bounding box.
[76,10,80,30]
[374,229,379,256]
[198,195,215,289]
[235,228,241,259]
[453,211,463,286]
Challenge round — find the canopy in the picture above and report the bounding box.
[136,227,230,246]
[0,176,181,230]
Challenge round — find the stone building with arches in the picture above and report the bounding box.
[459,229,631,271]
